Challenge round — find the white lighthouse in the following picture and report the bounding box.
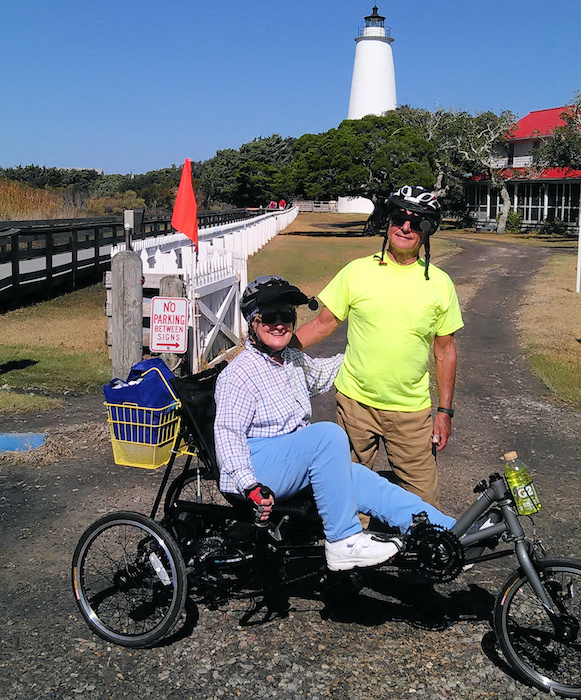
[347,6,397,120]
[338,7,397,214]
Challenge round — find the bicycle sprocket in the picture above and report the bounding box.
[400,519,465,582]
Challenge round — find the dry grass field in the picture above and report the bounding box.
[0,179,85,220]
[518,253,581,405]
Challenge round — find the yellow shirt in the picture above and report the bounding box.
[318,254,464,411]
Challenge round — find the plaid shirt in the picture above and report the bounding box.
[214,340,343,494]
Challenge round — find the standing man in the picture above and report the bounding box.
[294,186,463,509]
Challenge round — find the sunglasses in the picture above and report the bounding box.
[390,211,430,234]
[259,310,295,325]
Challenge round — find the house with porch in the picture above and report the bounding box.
[464,106,581,231]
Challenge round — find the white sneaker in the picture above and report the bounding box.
[325,531,403,572]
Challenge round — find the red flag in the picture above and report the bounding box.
[172,158,198,247]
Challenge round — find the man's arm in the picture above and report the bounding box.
[293,307,342,350]
[432,333,457,452]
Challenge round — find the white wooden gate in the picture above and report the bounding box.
[110,207,298,371]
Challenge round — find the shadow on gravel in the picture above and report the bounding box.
[481,630,522,683]
[321,573,496,632]
[155,598,200,647]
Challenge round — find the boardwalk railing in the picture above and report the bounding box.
[0,209,261,309]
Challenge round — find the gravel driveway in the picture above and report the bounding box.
[1,236,580,700]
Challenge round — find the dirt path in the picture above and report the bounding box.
[1,236,580,700]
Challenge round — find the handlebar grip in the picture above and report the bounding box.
[254,486,272,529]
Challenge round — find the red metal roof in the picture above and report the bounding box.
[535,167,581,180]
[470,167,581,182]
[511,106,572,140]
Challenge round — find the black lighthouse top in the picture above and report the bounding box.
[365,6,385,28]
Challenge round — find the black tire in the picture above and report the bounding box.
[72,511,187,648]
[164,466,229,516]
[163,467,237,567]
[494,558,581,697]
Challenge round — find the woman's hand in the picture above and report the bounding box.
[245,484,275,522]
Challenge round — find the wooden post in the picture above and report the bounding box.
[111,250,143,379]
[159,275,185,373]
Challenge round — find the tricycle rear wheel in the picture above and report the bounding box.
[72,511,187,648]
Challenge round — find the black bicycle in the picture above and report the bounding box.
[72,365,581,698]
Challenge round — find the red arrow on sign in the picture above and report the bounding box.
[159,343,180,348]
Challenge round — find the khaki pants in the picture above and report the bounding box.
[336,392,440,509]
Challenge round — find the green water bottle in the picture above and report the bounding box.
[503,450,541,515]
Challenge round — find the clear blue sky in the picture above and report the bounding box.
[1,0,579,175]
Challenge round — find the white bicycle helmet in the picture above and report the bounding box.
[381,185,442,280]
[386,185,442,234]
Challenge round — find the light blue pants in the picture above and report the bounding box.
[249,422,456,542]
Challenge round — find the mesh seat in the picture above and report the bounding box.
[170,363,226,481]
[170,364,321,527]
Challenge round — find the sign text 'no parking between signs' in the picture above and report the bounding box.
[150,297,188,354]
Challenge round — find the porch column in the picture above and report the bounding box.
[575,188,581,294]
[543,186,549,220]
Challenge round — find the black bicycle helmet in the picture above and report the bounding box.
[380,185,442,280]
[240,275,314,322]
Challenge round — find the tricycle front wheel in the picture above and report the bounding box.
[494,558,581,697]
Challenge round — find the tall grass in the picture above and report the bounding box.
[0,179,85,220]
[519,254,581,408]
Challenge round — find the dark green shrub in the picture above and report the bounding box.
[538,218,572,237]
[497,210,523,232]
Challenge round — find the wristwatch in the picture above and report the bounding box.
[437,406,455,418]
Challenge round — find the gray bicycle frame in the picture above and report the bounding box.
[452,473,556,614]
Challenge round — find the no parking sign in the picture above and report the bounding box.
[150,297,188,354]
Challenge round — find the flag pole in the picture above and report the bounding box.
[191,240,198,373]
[171,158,199,370]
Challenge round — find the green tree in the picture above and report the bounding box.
[453,110,518,234]
[398,106,517,226]
[2,164,102,190]
[200,135,295,207]
[534,93,581,170]
[285,114,436,201]
[202,149,243,207]
[235,161,278,207]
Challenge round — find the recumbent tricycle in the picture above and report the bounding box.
[72,364,581,698]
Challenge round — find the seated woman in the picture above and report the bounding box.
[214,275,455,572]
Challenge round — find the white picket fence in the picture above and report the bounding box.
[110,207,298,372]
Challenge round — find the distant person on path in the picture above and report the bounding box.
[278,198,287,209]
[214,275,456,572]
[294,186,464,509]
